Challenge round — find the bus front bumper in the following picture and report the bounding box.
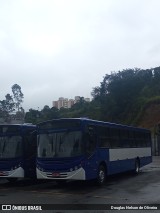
[36,167,86,180]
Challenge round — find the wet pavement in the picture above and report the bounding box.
[0,157,160,212]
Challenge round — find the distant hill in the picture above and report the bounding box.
[25,67,160,131]
[91,67,160,130]
[137,99,160,130]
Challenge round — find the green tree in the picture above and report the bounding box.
[12,84,24,111]
[25,109,40,124]
[25,106,60,124]
[25,66,160,128]
[4,94,15,114]
[0,94,15,121]
[41,105,58,120]
[91,68,156,124]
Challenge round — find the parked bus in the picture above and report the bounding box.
[36,118,152,185]
[0,124,37,182]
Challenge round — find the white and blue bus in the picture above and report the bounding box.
[0,124,37,182]
[36,118,152,185]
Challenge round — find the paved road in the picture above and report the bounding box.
[0,157,160,212]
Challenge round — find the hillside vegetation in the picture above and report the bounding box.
[25,67,160,130]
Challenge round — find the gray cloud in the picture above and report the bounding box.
[1,0,160,111]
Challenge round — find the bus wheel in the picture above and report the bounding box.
[96,164,106,186]
[134,159,140,174]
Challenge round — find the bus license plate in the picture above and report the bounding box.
[52,172,60,177]
[0,171,6,176]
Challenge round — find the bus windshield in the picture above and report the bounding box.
[37,131,83,158]
[0,136,22,158]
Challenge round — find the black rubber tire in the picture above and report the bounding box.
[96,164,106,186]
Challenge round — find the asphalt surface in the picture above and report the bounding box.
[0,157,160,213]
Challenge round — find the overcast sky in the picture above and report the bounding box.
[1,0,160,111]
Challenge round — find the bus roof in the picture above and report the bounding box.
[0,123,36,128]
[37,118,150,133]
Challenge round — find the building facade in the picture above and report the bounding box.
[52,96,90,110]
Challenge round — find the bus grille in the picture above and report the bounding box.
[46,172,68,178]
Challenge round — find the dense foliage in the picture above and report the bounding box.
[25,66,160,127]
[92,67,160,125]
[0,84,24,122]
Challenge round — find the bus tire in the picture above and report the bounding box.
[134,159,140,174]
[96,164,106,186]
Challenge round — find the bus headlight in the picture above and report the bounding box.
[11,164,21,171]
[70,165,81,172]
[70,168,73,172]
[74,166,78,170]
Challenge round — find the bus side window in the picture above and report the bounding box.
[120,129,129,148]
[141,133,148,147]
[135,132,142,147]
[110,128,120,148]
[99,137,111,148]
[98,126,111,148]
[128,130,135,148]
[145,133,151,146]
[85,125,97,155]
